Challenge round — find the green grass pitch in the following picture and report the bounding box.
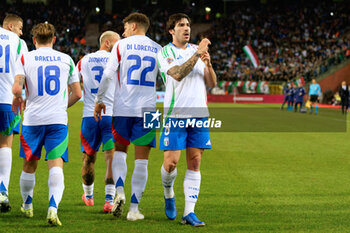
[0,102,349,232]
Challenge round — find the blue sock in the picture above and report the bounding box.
[310,105,313,113]
[315,105,319,114]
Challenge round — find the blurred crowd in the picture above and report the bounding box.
[206,1,350,83]
[2,1,350,85]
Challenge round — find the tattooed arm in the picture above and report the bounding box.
[167,38,211,82]
[12,75,26,115]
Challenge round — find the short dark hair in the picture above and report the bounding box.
[166,13,191,31]
[123,12,150,32]
[32,23,55,44]
[3,13,23,27]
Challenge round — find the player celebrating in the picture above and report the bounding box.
[12,23,81,226]
[3,14,29,53]
[309,79,321,115]
[0,17,27,213]
[157,13,216,226]
[78,31,120,213]
[94,13,161,221]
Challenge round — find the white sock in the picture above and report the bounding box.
[183,169,201,216]
[0,147,12,195]
[112,151,127,196]
[161,165,177,199]
[82,183,94,199]
[48,167,64,213]
[20,171,35,209]
[105,184,115,203]
[130,159,148,212]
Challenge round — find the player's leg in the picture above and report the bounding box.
[20,159,38,218]
[81,152,96,206]
[127,145,150,221]
[100,116,115,212]
[19,125,45,217]
[111,117,131,217]
[126,117,156,221]
[162,150,181,220]
[0,107,20,212]
[80,117,100,206]
[159,118,187,220]
[45,124,68,226]
[47,158,64,226]
[181,119,210,226]
[103,148,115,213]
[0,134,13,213]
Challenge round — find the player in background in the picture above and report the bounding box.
[280,83,291,110]
[94,13,161,221]
[157,13,216,226]
[288,83,296,111]
[12,23,81,226]
[308,79,321,115]
[0,18,26,213]
[3,14,29,53]
[78,31,120,213]
[294,82,305,112]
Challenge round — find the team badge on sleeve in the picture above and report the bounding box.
[166,57,174,64]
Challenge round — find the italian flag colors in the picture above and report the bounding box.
[218,81,269,94]
[243,45,259,68]
[294,77,305,86]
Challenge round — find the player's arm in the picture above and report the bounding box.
[201,51,217,88]
[167,38,211,82]
[12,75,25,115]
[68,82,82,107]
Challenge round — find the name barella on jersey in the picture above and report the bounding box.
[15,47,80,126]
[157,43,209,118]
[77,50,115,117]
[104,35,162,117]
[0,27,24,105]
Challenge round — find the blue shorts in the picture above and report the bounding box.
[159,117,212,151]
[20,124,68,162]
[0,104,20,136]
[112,116,156,147]
[80,116,114,155]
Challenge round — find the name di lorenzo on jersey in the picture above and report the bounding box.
[126,43,158,53]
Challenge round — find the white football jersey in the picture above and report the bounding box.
[78,50,115,117]
[0,27,24,105]
[21,39,29,53]
[104,35,161,117]
[15,47,80,126]
[157,43,209,118]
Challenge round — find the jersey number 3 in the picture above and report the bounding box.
[127,54,155,87]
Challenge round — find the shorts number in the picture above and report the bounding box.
[0,44,10,73]
[127,54,155,87]
[38,65,60,96]
[90,66,104,94]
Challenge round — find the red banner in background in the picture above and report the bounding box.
[207,94,284,103]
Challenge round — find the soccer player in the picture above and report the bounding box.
[280,83,291,110]
[94,13,161,221]
[12,23,82,226]
[288,83,296,111]
[308,78,321,115]
[0,18,26,213]
[294,83,305,112]
[78,31,120,213]
[339,81,349,114]
[3,14,29,53]
[157,13,216,226]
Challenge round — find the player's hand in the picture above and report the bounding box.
[197,38,211,55]
[12,96,24,115]
[200,51,212,67]
[94,102,106,122]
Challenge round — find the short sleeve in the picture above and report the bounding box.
[157,46,178,75]
[15,54,25,76]
[68,58,80,84]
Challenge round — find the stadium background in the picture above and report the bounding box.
[1,0,350,232]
